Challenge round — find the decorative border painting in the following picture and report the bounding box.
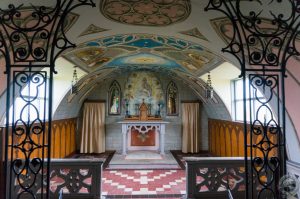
[100,0,191,26]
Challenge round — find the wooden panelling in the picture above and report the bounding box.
[4,118,77,160]
[209,119,277,158]
[51,118,77,158]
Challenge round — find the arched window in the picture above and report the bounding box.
[108,80,121,115]
[166,81,178,115]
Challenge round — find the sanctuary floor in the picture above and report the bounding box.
[69,150,210,198]
[102,169,185,198]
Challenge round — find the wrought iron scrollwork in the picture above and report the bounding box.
[205,0,300,198]
[248,74,281,198]
[0,1,95,65]
[1,1,95,198]
[11,71,47,198]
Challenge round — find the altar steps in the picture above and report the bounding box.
[107,151,181,170]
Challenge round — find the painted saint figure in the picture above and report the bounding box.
[167,81,178,115]
[168,93,176,114]
[110,94,119,114]
[109,80,121,115]
[141,77,152,97]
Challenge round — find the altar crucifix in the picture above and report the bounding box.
[125,98,161,121]
[139,99,148,121]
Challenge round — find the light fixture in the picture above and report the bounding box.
[71,66,78,94]
[205,71,213,99]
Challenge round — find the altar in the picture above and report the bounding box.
[119,121,169,155]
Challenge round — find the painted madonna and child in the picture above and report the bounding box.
[108,72,178,119]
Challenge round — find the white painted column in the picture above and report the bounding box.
[160,124,165,155]
[122,124,127,155]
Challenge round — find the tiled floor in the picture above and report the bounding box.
[102,169,186,198]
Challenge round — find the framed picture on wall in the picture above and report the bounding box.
[108,80,121,115]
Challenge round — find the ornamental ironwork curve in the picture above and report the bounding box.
[205,0,300,73]
[205,1,300,199]
[0,1,95,199]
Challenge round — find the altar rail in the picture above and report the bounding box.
[3,118,77,160]
[12,159,103,199]
[208,119,277,157]
[185,157,245,199]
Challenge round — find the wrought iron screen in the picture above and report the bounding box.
[0,1,95,198]
[9,69,49,198]
[205,0,300,198]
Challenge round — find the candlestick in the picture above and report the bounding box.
[125,99,129,117]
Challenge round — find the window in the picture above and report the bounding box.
[8,76,49,124]
[232,78,273,122]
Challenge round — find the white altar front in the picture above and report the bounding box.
[119,121,169,155]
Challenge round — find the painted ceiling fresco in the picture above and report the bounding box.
[179,27,209,41]
[100,0,191,26]
[64,34,222,75]
[106,52,182,69]
[79,24,110,37]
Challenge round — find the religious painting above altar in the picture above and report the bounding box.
[124,72,164,117]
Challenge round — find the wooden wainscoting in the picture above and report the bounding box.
[51,118,77,158]
[4,118,77,160]
[209,119,277,157]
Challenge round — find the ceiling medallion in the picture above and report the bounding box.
[100,0,191,26]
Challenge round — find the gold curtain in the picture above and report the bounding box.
[181,102,201,153]
[80,102,105,153]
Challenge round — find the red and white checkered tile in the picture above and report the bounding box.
[102,169,186,196]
